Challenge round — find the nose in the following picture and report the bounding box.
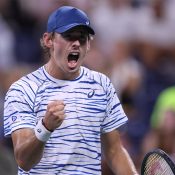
[72,40,81,47]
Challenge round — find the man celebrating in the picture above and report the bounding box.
[4,6,138,175]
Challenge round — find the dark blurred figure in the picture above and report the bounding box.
[131,0,175,145]
[0,139,17,175]
[141,86,175,163]
[8,0,43,65]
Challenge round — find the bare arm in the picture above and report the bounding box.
[11,100,65,171]
[12,128,45,171]
[101,129,138,175]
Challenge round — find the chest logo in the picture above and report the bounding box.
[87,89,95,98]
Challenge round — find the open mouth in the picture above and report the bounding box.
[67,52,80,69]
[68,52,79,61]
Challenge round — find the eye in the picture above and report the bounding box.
[61,32,89,45]
[79,35,87,44]
[61,33,71,40]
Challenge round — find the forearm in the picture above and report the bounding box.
[109,147,138,175]
[12,129,45,171]
[12,101,64,171]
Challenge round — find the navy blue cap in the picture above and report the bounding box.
[47,6,95,35]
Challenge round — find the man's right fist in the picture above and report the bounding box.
[43,100,66,132]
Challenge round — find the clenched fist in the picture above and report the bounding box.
[43,100,66,132]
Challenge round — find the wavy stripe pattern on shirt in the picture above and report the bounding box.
[4,66,128,175]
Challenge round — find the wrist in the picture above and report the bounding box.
[34,119,52,142]
[42,119,54,132]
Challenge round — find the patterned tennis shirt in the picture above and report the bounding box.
[4,66,128,175]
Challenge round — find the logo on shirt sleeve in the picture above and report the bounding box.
[12,116,17,122]
[11,116,22,123]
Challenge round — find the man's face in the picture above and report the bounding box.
[50,27,90,78]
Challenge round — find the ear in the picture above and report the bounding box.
[87,41,90,51]
[43,33,53,48]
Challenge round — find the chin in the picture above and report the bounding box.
[67,67,80,77]
[68,68,79,74]
[68,65,80,71]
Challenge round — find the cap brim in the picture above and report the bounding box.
[54,23,95,35]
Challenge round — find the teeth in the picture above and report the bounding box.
[70,52,78,55]
[68,52,79,61]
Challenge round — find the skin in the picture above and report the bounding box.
[44,29,90,80]
[102,130,138,175]
[11,27,138,174]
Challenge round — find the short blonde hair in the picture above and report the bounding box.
[40,32,54,60]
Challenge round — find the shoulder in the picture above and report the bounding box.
[6,67,47,97]
[82,66,111,87]
[154,86,175,107]
[159,86,175,98]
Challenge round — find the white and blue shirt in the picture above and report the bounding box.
[4,66,128,175]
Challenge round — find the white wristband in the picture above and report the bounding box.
[34,119,52,142]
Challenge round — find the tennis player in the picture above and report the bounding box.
[4,6,138,175]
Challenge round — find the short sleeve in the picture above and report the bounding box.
[101,76,128,133]
[4,82,36,136]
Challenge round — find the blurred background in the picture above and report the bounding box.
[0,0,175,174]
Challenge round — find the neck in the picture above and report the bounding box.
[45,62,80,80]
